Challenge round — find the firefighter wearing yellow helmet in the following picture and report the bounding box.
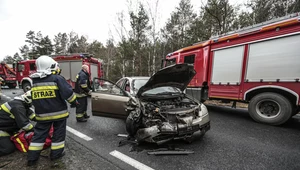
[27,55,78,166]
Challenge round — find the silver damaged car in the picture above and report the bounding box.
[91,64,210,144]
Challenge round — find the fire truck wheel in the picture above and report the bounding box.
[22,82,31,92]
[248,92,292,125]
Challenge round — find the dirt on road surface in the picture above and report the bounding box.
[0,136,120,170]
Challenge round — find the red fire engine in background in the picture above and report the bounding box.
[0,62,17,88]
[13,53,103,92]
[163,13,300,125]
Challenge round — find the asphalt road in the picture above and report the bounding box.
[2,88,300,170]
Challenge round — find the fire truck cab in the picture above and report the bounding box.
[164,13,300,125]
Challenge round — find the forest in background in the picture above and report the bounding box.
[2,0,300,81]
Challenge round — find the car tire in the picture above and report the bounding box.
[248,92,292,125]
[22,82,31,92]
[125,115,140,137]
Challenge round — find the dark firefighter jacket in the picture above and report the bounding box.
[74,70,91,96]
[31,74,76,122]
[0,99,35,134]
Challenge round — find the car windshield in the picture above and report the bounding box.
[132,79,149,91]
[142,86,181,96]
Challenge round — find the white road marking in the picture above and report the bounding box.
[66,126,93,141]
[110,150,155,170]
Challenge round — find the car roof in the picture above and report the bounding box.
[123,76,150,81]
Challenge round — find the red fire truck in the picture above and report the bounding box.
[163,13,300,125]
[0,62,17,88]
[16,53,104,92]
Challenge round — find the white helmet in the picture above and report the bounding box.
[21,90,32,104]
[36,55,60,74]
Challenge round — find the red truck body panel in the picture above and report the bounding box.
[15,54,103,90]
[165,14,300,106]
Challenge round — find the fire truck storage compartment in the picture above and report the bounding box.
[211,46,244,85]
[58,60,82,82]
[246,33,300,82]
[90,64,98,80]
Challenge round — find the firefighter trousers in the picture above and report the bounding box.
[76,96,88,119]
[0,131,15,156]
[27,119,66,161]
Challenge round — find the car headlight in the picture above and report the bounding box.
[199,104,208,117]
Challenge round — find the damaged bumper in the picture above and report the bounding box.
[136,113,210,143]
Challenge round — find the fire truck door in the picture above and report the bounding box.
[209,45,244,100]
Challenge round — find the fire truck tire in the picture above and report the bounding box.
[248,92,292,125]
[22,82,31,92]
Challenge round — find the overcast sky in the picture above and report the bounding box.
[0,0,244,60]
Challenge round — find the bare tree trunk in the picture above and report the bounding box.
[147,0,160,75]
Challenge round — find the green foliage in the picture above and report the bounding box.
[3,55,14,64]
[7,0,300,80]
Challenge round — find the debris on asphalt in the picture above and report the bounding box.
[147,148,194,155]
[117,134,128,138]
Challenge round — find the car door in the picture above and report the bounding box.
[91,78,130,119]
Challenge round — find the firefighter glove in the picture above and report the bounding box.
[70,100,80,108]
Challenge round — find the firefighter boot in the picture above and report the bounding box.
[76,117,87,122]
[27,160,38,166]
[84,112,90,119]
[51,150,66,161]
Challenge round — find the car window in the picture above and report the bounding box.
[132,79,149,91]
[93,79,126,96]
[142,86,181,96]
[116,79,125,89]
[124,79,130,92]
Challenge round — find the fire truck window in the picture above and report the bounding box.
[17,64,25,72]
[184,55,195,64]
[165,59,176,67]
[30,63,36,70]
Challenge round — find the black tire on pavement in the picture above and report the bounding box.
[22,82,31,92]
[248,92,292,125]
[125,116,139,137]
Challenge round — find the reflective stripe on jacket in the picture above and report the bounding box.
[0,99,34,132]
[31,74,76,121]
[74,70,91,96]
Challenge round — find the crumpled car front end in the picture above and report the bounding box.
[126,95,210,145]
[125,64,210,144]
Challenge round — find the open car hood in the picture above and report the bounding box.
[137,64,196,97]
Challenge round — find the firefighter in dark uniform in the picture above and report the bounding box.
[0,91,35,156]
[27,55,78,166]
[74,65,91,122]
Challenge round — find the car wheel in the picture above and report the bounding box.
[248,92,292,125]
[126,115,140,137]
[22,82,31,92]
